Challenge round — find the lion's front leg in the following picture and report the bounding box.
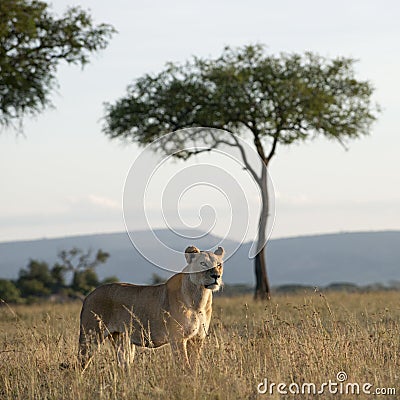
[170,339,190,368]
[186,336,204,368]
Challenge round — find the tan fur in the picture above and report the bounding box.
[78,246,224,368]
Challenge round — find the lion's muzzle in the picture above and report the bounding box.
[205,272,221,290]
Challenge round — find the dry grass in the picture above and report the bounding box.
[0,291,399,399]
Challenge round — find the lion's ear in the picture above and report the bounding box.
[185,246,200,263]
[214,246,225,258]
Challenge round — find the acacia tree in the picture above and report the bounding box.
[57,247,110,294]
[103,44,378,299]
[0,0,115,127]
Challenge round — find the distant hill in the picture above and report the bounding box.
[0,230,399,287]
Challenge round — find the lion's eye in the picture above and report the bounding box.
[217,263,222,267]
[200,262,207,267]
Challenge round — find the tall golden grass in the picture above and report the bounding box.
[0,291,399,399]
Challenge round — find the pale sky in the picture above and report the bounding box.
[0,0,399,243]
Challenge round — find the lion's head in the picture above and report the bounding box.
[184,246,225,291]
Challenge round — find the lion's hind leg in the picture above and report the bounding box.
[78,324,106,370]
[110,331,136,368]
[78,311,110,370]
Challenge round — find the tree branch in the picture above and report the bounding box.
[266,131,279,163]
[335,136,349,151]
[252,130,267,164]
[228,132,261,184]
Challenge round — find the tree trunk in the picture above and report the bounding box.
[230,129,273,300]
[254,164,271,300]
[254,247,270,300]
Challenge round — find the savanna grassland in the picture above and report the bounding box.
[0,291,399,400]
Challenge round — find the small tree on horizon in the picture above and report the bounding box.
[103,44,378,300]
[0,279,21,303]
[58,248,110,295]
[0,248,114,302]
[17,260,53,297]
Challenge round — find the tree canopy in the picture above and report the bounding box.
[0,0,115,127]
[104,44,378,162]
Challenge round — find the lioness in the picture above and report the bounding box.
[78,245,224,368]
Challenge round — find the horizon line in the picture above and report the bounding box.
[1,228,399,246]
